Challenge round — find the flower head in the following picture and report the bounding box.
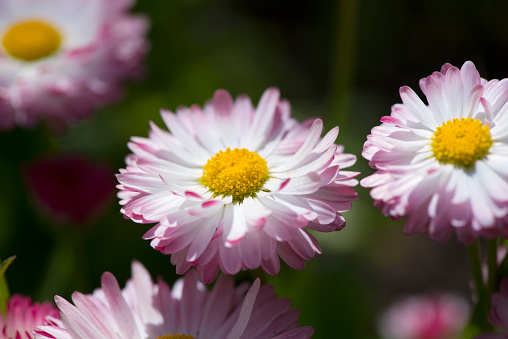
[0,294,58,339]
[378,294,470,339]
[0,0,149,132]
[34,261,314,339]
[117,88,359,283]
[24,153,115,225]
[361,61,508,242]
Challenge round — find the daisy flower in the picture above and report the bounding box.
[116,87,359,283]
[34,261,314,339]
[0,294,59,339]
[378,293,470,339]
[361,61,508,242]
[0,0,149,132]
[23,153,115,225]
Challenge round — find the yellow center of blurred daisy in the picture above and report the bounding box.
[431,117,492,168]
[2,20,61,61]
[155,335,196,339]
[201,147,269,203]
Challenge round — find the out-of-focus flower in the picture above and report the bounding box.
[0,294,58,339]
[378,294,470,339]
[361,61,508,242]
[475,279,508,339]
[24,153,115,225]
[0,0,149,132]
[117,88,359,283]
[34,261,314,339]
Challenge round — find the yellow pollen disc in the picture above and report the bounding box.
[2,20,62,61]
[201,147,269,203]
[155,335,196,339]
[431,117,492,168]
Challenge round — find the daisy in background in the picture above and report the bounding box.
[117,87,359,283]
[475,278,508,339]
[0,294,58,339]
[35,261,314,339]
[0,0,149,132]
[361,61,508,242]
[378,293,470,339]
[23,153,115,226]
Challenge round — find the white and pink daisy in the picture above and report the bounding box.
[0,0,149,132]
[116,87,359,283]
[361,61,508,242]
[35,261,314,339]
[378,293,470,339]
[0,294,59,339]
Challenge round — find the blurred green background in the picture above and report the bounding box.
[2,0,508,337]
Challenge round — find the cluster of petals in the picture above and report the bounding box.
[34,261,314,339]
[361,61,508,242]
[378,293,470,339]
[0,294,58,339]
[0,0,149,132]
[117,87,359,283]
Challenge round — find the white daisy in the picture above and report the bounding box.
[0,0,149,131]
[117,87,359,283]
[35,261,314,339]
[362,61,508,242]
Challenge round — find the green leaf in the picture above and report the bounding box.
[0,256,15,277]
[0,256,16,317]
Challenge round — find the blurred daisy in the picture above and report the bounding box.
[378,293,470,339]
[362,61,508,242]
[0,0,149,132]
[24,153,115,225]
[1,294,58,339]
[475,279,508,339]
[35,261,314,339]
[117,88,359,283]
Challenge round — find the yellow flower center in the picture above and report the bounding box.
[431,117,492,168]
[155,335,196,339]
[2,20,62,61]
[201,147,269,203]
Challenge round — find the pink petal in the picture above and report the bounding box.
[225,279,261,339]
[271,327,315,339]
[200,274,235,336]
[277,242,306,270]
[212,89,234,117]
[101,272,141,339]
[55,296,104,339]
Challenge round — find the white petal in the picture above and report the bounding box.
[399,86,438,129]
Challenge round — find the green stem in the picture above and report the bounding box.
[37,230,90,301]
[499,243,508,277]
[36,233,76,301]
[486,238,499,308]
[328,0,360,131]
[468,241,484,300]
[467,240,494,333]
[0,277,8,317]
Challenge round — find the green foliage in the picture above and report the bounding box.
[0,256,16,316]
